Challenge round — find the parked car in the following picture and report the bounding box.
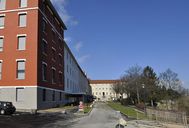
[0,101,16,115]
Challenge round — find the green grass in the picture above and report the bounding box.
[107,102,146,119]
[84,106,92,113]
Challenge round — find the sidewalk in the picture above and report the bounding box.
[37,106,78,114]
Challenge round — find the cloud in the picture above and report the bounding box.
[64,37,72,43]
[78,55,91,64]
[51,0,78,26]
[75,42,83,52]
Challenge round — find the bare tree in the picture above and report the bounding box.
[159,69,182,109]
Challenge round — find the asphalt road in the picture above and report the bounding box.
[70,102,121,128]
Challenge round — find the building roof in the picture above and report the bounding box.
[46,0,67,30]
[90,80,119,84]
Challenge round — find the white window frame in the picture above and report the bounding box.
[19,0,28,8]
[16,59,26,80]
[0,36,4,52]
[0,60,3,80]
[0,14,5,29]
[0,0,6,10]
[42,62,47,81]
[17,34,27,50]
[18,12,27,27]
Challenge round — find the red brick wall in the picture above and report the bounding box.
[0,0,39,86]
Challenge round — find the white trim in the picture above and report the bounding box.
[38,9,64,41]
[17,34,27,37]
[0,60,3,62]
[18,12,27,15]
[42,61,47,66]
[0,14,5,17]
[0,36,4,38]
[46,5,53,15]
[52,67,56,70]
[55,17,60,25]
[16,59,26,61]
[52,47,56,51]
[42,17,47,23]
[42,38,48,44]
[58,53,62,57]
[0,7,38,13]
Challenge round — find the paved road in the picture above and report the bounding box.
[71,102,121,128]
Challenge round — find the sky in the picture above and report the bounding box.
[51,0,189,88]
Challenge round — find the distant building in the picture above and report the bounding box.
[90,80,126,101]
[0,0,91,111]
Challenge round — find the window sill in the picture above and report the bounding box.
[0,27,4,29]
[19,26,27,28]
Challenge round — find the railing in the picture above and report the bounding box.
[146,108,188,127]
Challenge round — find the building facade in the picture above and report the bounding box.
[0,0,90,111]
[90,80,120,101]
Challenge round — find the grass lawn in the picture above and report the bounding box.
[107,102,146,119]
[84,106,92,113]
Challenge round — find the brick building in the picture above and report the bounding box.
[0,0,91,111]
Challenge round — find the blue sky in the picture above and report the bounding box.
[51,0,189,88]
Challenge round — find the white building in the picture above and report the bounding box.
[90,80,121,101]
[64,44,91,104]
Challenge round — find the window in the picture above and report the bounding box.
[18,36,26,50]
[59,38,63,49]
[0,15,5,28]
[59,54,62,65]
[52,91,55,101]
[52,68,56,83]
[42,19,47,33]
[16,88,24,102]
[17,60,25,79]
[0,37,4,51]
[42,89,46,101]
[19,0,27,8]
[67,78,69,89]
[67,65,68,73]
[42,2,46,13]
[59,72,63,84]
[59,92,62,101]
[52,29,55,41]
[42,62,47,81]
[42,39,47,54]
[52,48,56,61]
[0,0,6,10]
[19,13,27,27]
[0,61,2,80]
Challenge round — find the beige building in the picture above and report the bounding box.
[90,80,120,101]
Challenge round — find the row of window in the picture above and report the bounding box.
[42,62,63,84]
[42,89,63,102]
[16,88,63,102]
[0,12,27,29]
[93,87,113,90]
[0,35,27,51]
[42,39,63,66]
[0,60,25,80]
[93,92,116,96]
[65,77,79,92]
[0,0,28,10]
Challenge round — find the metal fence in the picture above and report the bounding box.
[146,108,188,127]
